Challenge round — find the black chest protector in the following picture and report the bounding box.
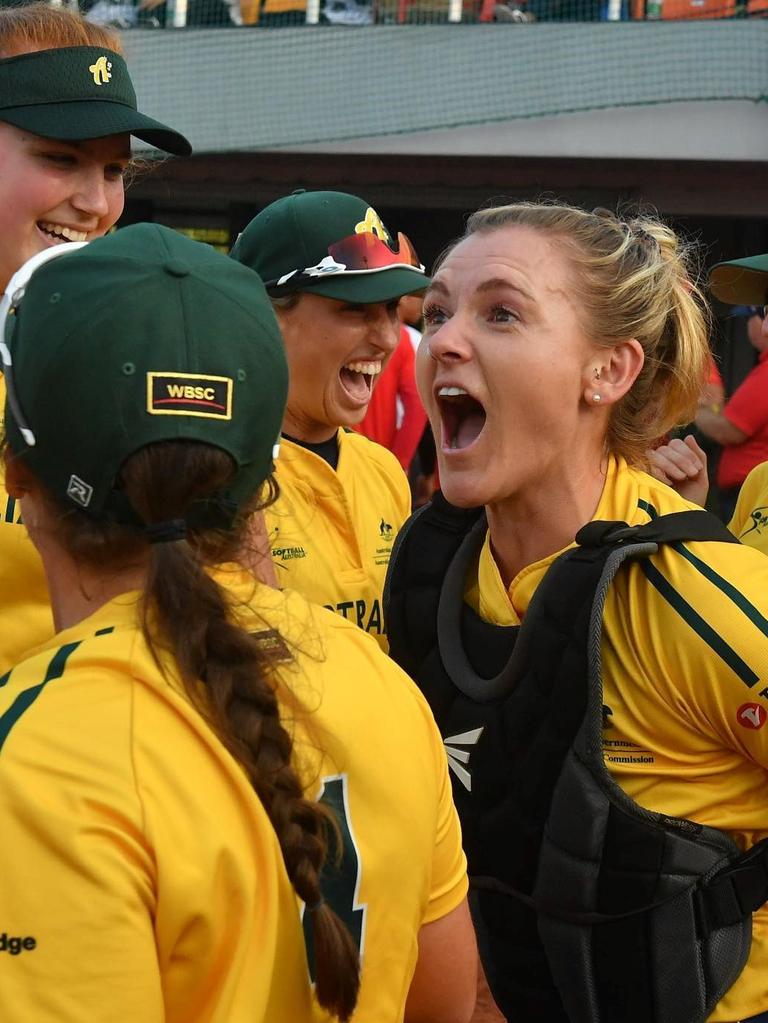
[385,493,768,1023]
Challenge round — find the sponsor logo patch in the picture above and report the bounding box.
[67,474,93,508]
[737,702,766,730]
[147,373,233,420]
[444,727,484,792]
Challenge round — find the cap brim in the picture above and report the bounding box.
[0,101,191,156]
[292,266,430,303]
[709,255,768,305]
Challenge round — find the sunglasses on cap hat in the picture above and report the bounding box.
[729,305,767,319]
[0,243,88,449]
[263,231,424,290]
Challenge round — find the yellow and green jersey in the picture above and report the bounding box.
[729,461,768,556]
[0,573,467,1023]
[466,456,768,1022]
[267,429,411,651]
[0,381,56,673]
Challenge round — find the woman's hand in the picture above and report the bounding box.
[648,435,709,508]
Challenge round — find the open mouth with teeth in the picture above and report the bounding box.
[438,386,487,451]
[339,360,382,404]
[37,222,88,244]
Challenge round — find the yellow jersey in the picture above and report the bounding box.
[729,461,768,556]
[0,379,55,672]
[0,574,467,1023]
[466,455,768,1022]
[267,429,411,651]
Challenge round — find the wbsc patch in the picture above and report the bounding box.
[147,373,233,419]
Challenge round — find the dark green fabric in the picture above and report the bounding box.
[5,224,287,524]
[0,46,190,155]
[710,255,768,306]
[231,189,429,303]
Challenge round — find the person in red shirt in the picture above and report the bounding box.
[695,298,768,520]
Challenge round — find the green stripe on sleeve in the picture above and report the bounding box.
[0,641,82,754]
[641,561,759,688]
[637,499,658,520]
[671,543,768,640]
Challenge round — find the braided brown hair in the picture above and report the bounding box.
[41,441,361,1021]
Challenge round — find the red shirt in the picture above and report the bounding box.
[354,326,426,471]
[718,350,768,489]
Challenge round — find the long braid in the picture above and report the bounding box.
[48,442,361,1021]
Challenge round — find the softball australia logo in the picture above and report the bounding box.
[88,56,112,86]
[444,727,484,792]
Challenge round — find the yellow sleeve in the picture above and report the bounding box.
[633,540,768,769]
[729,462,768,552]
[421,704,469,924]
[0,662,162,1023]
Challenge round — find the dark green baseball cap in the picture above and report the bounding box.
[709,254,768,306]
[4,224,287,527]
[230,190,430,303]
[0,46,191,156]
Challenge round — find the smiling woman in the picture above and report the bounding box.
[231,190,429,652]
[0,2,190,673]
[386,201,768,1023]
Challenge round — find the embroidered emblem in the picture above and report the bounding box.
[147,373,233,420]
[67,475,93,508]
[354,207,389,242]
[89,56,113,86]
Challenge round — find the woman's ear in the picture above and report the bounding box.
[584,338,644,407]
[3,448,35,499]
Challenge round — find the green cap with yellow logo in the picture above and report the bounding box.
[4,224,287,527]
[231,190,430,304]
[0,46,191,155]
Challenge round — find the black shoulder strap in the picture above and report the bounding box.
[576,509,738,548]
[384,493,484,674]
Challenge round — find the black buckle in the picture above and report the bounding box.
[575,520,640,548]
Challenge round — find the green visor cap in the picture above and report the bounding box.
[230,189,430,303]
[709,254,768,306]
[5,224,288,525]
[0,46,191,155]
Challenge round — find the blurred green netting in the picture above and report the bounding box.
[63,0,768,154]
[80,0,766,26]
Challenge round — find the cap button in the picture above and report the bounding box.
[164,259,191,278]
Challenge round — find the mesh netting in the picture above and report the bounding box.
[83,0,766,26]
[113,19,767,154]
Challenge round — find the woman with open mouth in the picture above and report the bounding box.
[232,189,429,652]
[386,202,768,1023]
[0,2,190,673]
[0,225,476,1023]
